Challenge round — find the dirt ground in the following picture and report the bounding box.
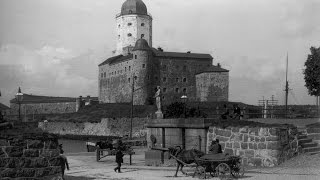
[64,150,320,180]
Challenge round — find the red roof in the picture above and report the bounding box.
[10,94,76,104]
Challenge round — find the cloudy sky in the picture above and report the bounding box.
[0,0,319,106]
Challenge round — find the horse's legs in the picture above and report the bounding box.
[174,163,180,177]
[180,164,186,175]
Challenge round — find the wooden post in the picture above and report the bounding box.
[198,135,202,151]
[182,128,186,149]
[161,127,165,164]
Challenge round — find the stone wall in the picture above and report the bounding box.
[38,118,148,138]
[305,127,320,144]
[10,102,77,116]
[207,125,300,167]
[0,133,62,179]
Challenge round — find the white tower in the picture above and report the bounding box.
[115,0,152,55]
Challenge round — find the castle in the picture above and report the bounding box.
[98,0,229,105]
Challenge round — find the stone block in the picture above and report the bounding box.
[249,135,255,142]
[0,168,16,178]
[259,128,268,136]
[5,146,23,157]
[40,149,60,158]
[224,148,233,155]
[0,147,6,157]
[230,133,243,142]
[249,127,259,136]
[34,157,49,168]
[306,128,320,134]
[254,143,258,150]
[28,140,44,149]
[16,168,35,177]
[266,136,279,141]
[0,140,9,146]
[243,134,248,142]
[7,158,20,168]
[239,127,248,133]
[308,134,320,140]
[0,158,10,168]
[226,142,232,148]
[10,138,27,148]
[216,129,231,137]
[269,128,278,136]
[35,168,50,177]
[23,149,39,157]
[241,142,248,149]
[47,167,61,175]
[248,143,254,149]
[234,142,240,149]
[216,136,229,142]
[49,157,61,166]
[19,158,33,168]
[258,143,266,149]
[248,158,262,166]
[267,142,280,150]
[245,150,254,157]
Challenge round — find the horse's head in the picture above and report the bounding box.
[168,146,182,159]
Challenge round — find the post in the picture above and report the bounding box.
[18,102,21,122]
[161,128,165,164]
[182,128,186,149]
[198,135,202,151]
[129,75,135,165]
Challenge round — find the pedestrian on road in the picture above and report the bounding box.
[114,148,124,173]
[59,149,70,180]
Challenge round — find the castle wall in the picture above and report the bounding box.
[116,14,152,55]
[157,58,212,104]
[196,71,229,102]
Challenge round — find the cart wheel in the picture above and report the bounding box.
[216,163,231,180]
[231,162,245,178]
[194,166,206,179]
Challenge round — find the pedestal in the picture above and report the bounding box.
[155,111,163,119]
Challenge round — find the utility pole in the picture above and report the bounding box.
[285,53,289,119]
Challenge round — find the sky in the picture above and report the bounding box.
[0,0,319,106]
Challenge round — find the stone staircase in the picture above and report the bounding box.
[298,128,320,155]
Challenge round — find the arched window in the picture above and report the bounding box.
[104,72,106,78]
[101,73,103,78]
[141,34,144,38]
[183,78,187,82]
[129,66,131,71]
[142,64,146,68]
[118,24,120,28]
[176,78,179,82]
[135,55,137,59]
[125,67,127,72]
[128,33,132,37]
[183,88,187,93]
[163,77,167,82]
[128,22,132,26]
[175,88,179,93]
[128,78,131,83]
[141,23,145,26]
[163,88,167,93]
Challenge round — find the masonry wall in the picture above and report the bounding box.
[38,118,148,138]
[10,102,77,116]
[207,126,300,167]
[0,133,62,179]
[196,72,229,102]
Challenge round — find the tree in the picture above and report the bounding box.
[303,47,320,96]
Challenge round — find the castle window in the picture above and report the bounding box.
[135,55,137,59]
[128,22,132,26]
[183,77,187,82]
[118,24,120,28]
[125,67,127,72]
[118,35,120,39]
[115,71,117,75]
[129,66,131,71]
[112,72,113,75]
[163,77,167,82]
[183,88,187,93]
[101,73,103,78]
[142,64,146,68]
[128,33,132,37]
[162,96,165,100]
[176,65,180,70]
[183,65,187,71]
[176,78,179,82]
[148,75,150,80]
[163,88,167,93]
[128,78,131,83]
[129,10,133,14]
[141,23,145,26]
[175,88,179,93]
[141,34,144,38]
[104,72,106,78]
[155,76,158,81]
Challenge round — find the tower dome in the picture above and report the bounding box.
[133,38,150,51]
[121,0,148,15]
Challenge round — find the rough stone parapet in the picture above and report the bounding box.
[207,125,300,167]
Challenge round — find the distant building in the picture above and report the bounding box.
[9,94,98,121]
[98,0,229,105]
[0,103,10,115]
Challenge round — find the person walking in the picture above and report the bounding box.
[59,149,70,180]
[114,148,124,173]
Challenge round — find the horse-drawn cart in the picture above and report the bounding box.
[193,154,244,179]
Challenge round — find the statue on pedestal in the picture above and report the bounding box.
[154,86,163,119]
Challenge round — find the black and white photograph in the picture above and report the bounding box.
[0,0,320,179]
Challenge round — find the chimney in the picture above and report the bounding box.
[157,47,163,52]
[187,51,191,53]
[217,63,221,68]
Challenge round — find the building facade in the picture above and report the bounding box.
[99,0,229,105]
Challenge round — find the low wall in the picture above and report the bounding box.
[38,118,148,138]
[0,133,62,179]
[305,126,320,144]
[207,125,300,167]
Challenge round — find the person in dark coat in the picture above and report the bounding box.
[233,104,241,120]
[114,148,124,173]
[221,104,230,120]
[59,150,70,180]
[209,139,222,154]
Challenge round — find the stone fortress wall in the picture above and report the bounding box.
[0,133,62,179]
[196,71,229,102]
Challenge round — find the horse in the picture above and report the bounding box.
[168,146,205,177]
